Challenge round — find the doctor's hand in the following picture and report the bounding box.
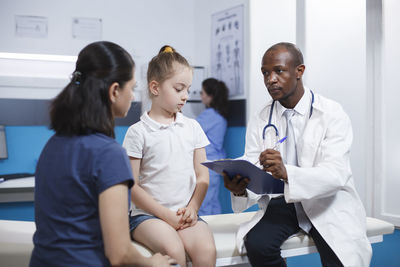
[259,149,288,182]
[223,172,249,197]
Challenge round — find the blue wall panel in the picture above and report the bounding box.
[0,202,34,221]
[0,126,130,175]
[0,126,53,174]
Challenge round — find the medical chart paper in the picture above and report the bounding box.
[201,159,283,194]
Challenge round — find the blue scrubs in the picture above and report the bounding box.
[196,108,227,215]
[30,133,133,267]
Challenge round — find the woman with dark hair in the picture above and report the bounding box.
[196,78,229,215]
[30,41,175,267]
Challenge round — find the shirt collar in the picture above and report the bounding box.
[141,111,185,131]
[275,87,311,119]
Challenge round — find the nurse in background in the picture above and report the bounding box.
[197,78,229,215]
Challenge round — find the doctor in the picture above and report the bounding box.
[223,42,372,267]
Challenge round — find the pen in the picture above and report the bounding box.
[255,136,287,165]
[272,136,287,150]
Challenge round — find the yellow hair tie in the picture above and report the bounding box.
[163,46,173,53]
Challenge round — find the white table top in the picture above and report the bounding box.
[0,177,35,189]
[0,177,35,202]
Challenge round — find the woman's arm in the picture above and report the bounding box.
[129,157,183,230]
[178,147,209,228]
[99,182,175,267]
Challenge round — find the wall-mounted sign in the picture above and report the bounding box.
[72,17,102,40]
[15,15,48,38]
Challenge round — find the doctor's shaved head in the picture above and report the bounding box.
[264,42,304,67]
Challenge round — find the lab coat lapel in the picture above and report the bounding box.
[297,109,325,168]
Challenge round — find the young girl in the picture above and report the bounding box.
[30,41,175,267]
[196,78,229,215]
[123,46,216,267]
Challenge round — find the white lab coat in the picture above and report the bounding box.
[232,89,372,267]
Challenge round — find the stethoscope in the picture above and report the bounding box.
[262,90,314,140]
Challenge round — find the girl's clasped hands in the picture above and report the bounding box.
[176,206,198,230]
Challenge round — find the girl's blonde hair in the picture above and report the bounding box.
[147,45,191,87]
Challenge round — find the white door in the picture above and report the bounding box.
[373,0,400,226]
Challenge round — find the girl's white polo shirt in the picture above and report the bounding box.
[123,111,210,216]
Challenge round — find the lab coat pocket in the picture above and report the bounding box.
[298,120,324,167]
[298,140,321,167]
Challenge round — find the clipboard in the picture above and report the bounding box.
[201,159,283,194]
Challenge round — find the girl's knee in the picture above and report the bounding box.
[161,240,185,259]
[189,243,216,266]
